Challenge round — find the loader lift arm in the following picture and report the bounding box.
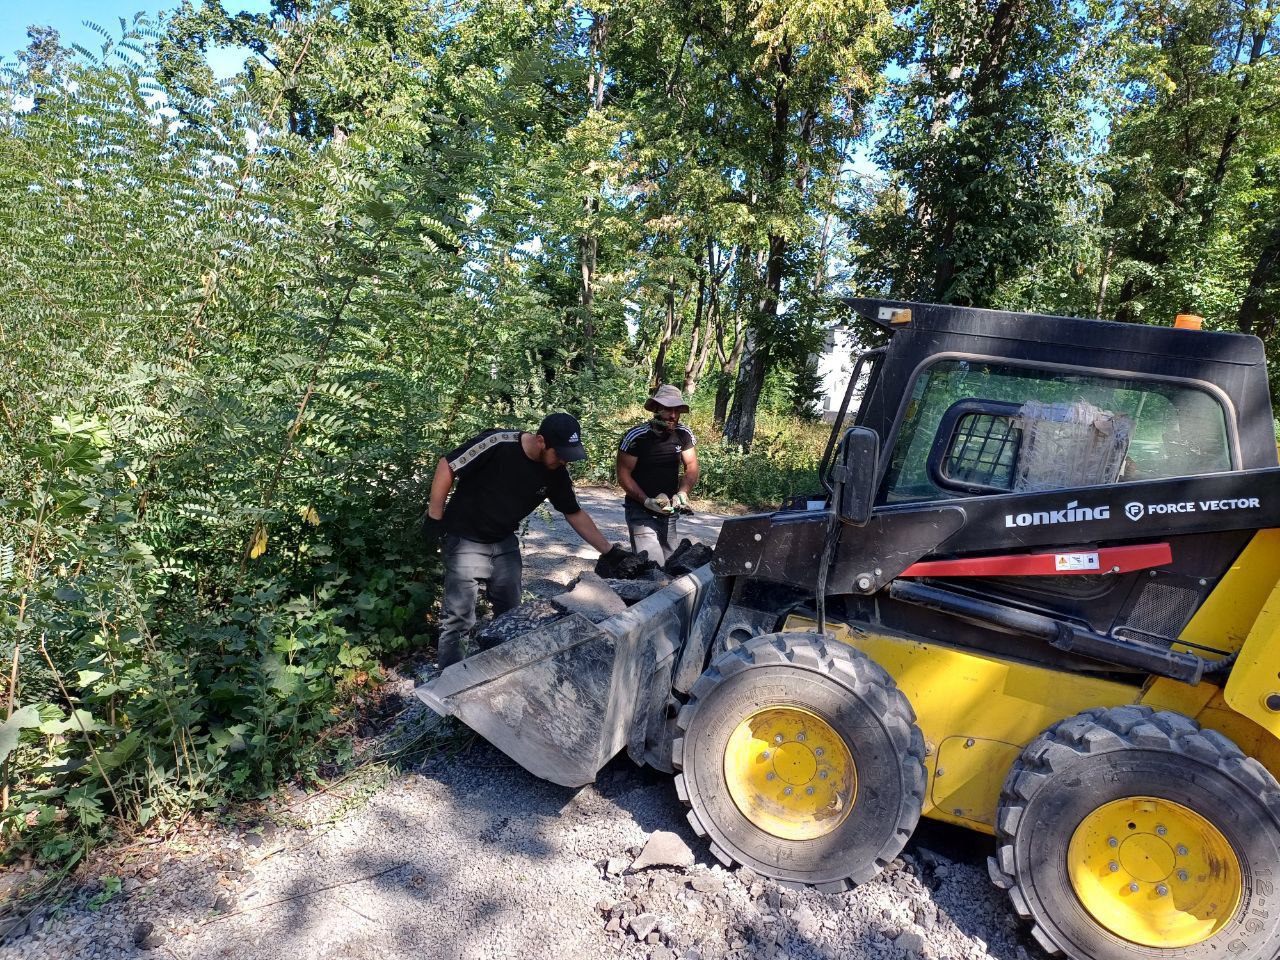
[713,466,1280,681]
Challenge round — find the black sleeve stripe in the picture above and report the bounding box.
[448,431,521,472]
[620,425,648,451]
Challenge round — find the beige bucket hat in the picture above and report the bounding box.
[645,384,690,413]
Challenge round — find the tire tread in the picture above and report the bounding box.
[992,704,1280,960]
[672,631,925,890]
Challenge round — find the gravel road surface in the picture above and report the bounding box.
[0,489,1040,960]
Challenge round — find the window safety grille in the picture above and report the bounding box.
[943,413,1021,491]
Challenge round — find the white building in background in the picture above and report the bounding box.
[816,321,866,420]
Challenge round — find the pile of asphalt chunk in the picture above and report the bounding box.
[602,577,668,605]
[472,536,716,646]
[474,598,566,648]
[596,546,661,580]
[663,538,714,577]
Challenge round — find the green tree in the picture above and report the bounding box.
[665,0,892,448]
[855,0,1107,307]
[1102,0,1280,325]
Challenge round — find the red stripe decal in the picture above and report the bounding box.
[900,542,1173,578]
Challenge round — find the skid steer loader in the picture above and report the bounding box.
[417,299,1280,960]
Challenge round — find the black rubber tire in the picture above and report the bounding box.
[672,632,926,891]
[989,705,1280,960]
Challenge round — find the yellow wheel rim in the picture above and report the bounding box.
[1067,796,1242,948]
[722,707,857,841]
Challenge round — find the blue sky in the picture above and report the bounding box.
[2,1,271,74]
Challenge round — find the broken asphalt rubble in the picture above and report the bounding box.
[473,537,714,650]
[662,538,714,577]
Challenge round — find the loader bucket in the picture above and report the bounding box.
[415,565,714,787]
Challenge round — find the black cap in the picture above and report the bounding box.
[537,412,587,462]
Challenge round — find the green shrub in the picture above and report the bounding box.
[688,412,830,509]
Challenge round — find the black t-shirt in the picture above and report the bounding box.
[619,423,696,498]
[442,430,581,543]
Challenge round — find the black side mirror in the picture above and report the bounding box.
[834,427,879,526]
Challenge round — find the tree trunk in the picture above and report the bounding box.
[813,207,834,296]
[724,50,794,450]
[1199,21,1268,236]
[684,301,717,395]
[1095,242,1114,319]
[724,327,764,444]
[713,250,746,429]
[1114,270,1160,324]
[725,234,786,449]
[577,11,609,359]
[685,241,724,394]
[1238,218,1280,339]
[682,318,703,395]
[579,232,597,350]
[713,371,734,429]
[651,276,679,388]
[680,257,707,391]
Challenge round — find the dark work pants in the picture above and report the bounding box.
[438,533,522,668]
[624,499,677,564]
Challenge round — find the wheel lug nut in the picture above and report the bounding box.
[766,772,775,781]
[774,735,784,744]
[1108,861,1119,873]
[1129,883,1140,893]
[1108,837,1118,848]
[1156,884,1168,896]
[814,748,824,757]
[783,787,793,796]
[1156,825,1167,836]
[760,751,770,760]
[1178,870,1189,882]
[1176,845,1189,857]
[806,786,815,795]
[796,733,806,742]
[819,770,829,779]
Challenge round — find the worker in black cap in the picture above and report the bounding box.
[424,412,625,668]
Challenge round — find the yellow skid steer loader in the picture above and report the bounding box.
[418,300,1280,960]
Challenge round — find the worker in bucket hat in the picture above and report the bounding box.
[615,385,701,563]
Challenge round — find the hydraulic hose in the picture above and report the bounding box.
[888,580,1206,685]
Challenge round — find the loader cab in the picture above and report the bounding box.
[832,299,1278,653]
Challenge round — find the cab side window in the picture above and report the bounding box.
[884,360,1232,503]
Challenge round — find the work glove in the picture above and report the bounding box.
[421,513,444,551]
[670,492,691,513]
[644,494,673,515]
[595,542,633,578]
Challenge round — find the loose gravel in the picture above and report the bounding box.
[0,489,1042,960]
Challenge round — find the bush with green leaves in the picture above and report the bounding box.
[0,15,632,861]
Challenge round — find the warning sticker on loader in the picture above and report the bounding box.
[1054,552,1100,572]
